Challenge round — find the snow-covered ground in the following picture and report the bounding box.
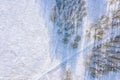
[0,0,120,80]
[0,0,54,80]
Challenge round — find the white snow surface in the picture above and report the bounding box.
[0,0,54,80]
